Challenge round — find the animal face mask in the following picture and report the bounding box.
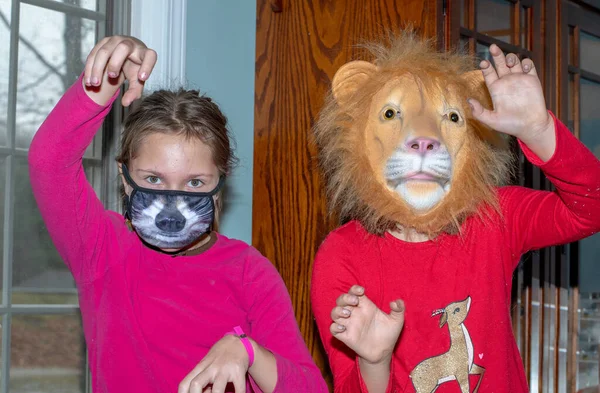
[369,75,468,212]
[314,33,513,236]
[121,164,223,250]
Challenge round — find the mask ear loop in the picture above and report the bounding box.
[209,176,226,233]
[120,164,137,224]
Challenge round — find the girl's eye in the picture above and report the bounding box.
[448,111,461,123]
[383,108,397,120]
[188,179,204,188]
[146,176,161,185]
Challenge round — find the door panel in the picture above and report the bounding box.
[253,0,441,385]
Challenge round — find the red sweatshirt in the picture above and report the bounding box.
[311,114,600,393]
[29,78,328,393]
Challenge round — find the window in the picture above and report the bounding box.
[563,2,600,390]
[0,1,127,392]
[446,1,566,392]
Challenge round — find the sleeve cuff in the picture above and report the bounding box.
[517,110,564,168]
[355,357,395,393]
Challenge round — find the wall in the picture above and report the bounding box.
[185,1,257,244]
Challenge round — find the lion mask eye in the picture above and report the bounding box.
[383,108,398,120]
[448,111,460,123]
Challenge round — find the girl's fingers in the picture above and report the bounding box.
[336,293,359,307]
[389,299,405,313]
[178,361,209,393]
[330,321,346,336]
[84,37,109,86]
[209,374,229,393]
[522,58,538,76]
[506,53,523,73]
[349,285,365,296]
[489,44,510,77]
[138,48,158,81]
[106,40,135,78]
[122,77,144,107]
[467,97,499,131]
[479,60,498,87]
[232,376,246,393]
[331,306,351,320]
[189,374,210,393]
[90,42,116,86]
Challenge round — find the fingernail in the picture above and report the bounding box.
[342,309,350,316]
[92,76,99,85]
[338,325,345,331]
[85,77,91,86]
[140,72,147,80]
[523,64,530,72]
[108,72,117,78]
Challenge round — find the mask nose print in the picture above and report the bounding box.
[155,206,186,233]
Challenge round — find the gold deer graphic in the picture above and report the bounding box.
[410,297,485,393]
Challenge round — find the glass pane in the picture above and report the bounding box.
[12,157,79,305]
[0,0,10,147]
[520,7,530,50]
[11,314,85,393]
[581,0,600,11]
[15,3,102,152]
[580,78,600,158]
[56,0,100,12]
[476,42,495,68]
[581,31,600,76]
[578,294,600,388]
[476,0,512,44]
[578,78,600,389]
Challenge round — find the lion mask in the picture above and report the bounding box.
[314,32,514,237]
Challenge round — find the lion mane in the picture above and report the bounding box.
[314,31,515,237]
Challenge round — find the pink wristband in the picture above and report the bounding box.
[226,326,254,367]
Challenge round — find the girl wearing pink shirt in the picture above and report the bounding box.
[29,35,327,393]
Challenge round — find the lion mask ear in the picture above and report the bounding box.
[461,69,493,111]
[332,60,377,104]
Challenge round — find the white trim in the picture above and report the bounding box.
[130,0,187,91]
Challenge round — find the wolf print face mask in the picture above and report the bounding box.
[121,164,224,250]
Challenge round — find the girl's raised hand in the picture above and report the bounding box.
[178,335,249,393]
[83,35,157,107]
[467,44,556,160]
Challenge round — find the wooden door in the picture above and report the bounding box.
[252,0,442,385]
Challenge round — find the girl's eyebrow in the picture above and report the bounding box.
[135,169,214,178]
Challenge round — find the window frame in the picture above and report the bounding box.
[1,1,129,392]
[561,2,600,391]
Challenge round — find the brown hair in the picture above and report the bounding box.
[117,89,238,228]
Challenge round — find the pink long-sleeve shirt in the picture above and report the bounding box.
[28,78,328,393]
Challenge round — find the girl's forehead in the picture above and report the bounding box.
[131,132,218,175]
